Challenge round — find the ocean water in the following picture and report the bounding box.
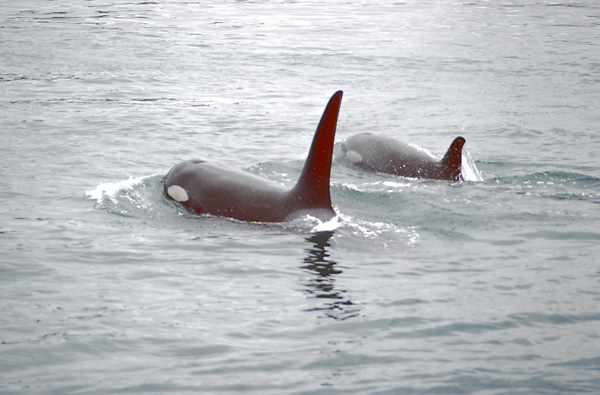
[1,0,600,393]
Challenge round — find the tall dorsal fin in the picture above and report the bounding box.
[440,136,466,181]
[291,91,343,208]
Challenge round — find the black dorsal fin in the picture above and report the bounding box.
[291,91,343,208]
[440,136,466,181]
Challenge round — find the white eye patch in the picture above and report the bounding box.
[345,150,363,163]
[167,185,189,202]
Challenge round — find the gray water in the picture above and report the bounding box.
[2,1,600,394]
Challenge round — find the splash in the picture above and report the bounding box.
[86,176,147,204]
[85,175,168,219]
[342,215,420,246]
[462,148,484,182]
[309,213,346,232]
[299,212,420,246]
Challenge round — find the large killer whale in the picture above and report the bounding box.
[342,133,466,181]
[164,91,343,222]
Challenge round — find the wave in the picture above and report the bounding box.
[85,174,168,218]
[462,148,484,182]
[85,166,592,248]
[309,212,420,246]
[492,171,600,186]
[86,175,148,204]
[490,171,600,203]
[86,174,418,246]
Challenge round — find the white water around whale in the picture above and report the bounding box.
[2,1,600,394]
[462,148,484,182]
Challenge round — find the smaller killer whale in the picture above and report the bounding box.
[342,133,466,181]
[164,91,343,222]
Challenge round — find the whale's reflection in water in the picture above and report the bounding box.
[301,231,359,320]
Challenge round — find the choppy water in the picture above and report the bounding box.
[2,1,600,394]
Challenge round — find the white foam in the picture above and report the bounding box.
[309,213,346,232]
[461,149,484,182]
[86,176,146,203]
[380,181,412,188]
[344,181,410,193]
[319,212,420,246]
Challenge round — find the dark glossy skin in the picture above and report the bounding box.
[342,133,466,181]
[164,91,343,222]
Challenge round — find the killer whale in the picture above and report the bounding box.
[342,133,466,181]
[164,91,343,222]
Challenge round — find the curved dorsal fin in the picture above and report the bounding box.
[440,136,466,181]
[292,91,343,208]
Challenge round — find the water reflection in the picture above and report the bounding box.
[301,232,359,320]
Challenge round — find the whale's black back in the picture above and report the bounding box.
[164,91,343,222]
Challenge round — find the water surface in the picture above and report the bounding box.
[1,1,600,393]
